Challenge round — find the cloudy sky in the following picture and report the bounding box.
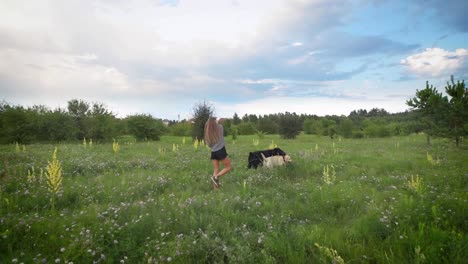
[1,0,467,120]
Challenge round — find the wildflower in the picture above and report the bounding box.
[269,141,277,149]
[407,174,424,193]
[27,166,36,183]
[113,139,120,153]
[252,139,259,146]
[172,144,179,152]
[60,247,65,252]
[322,164,336,185]
[426,152,440,166]
[315,243,344,264]
[46,147,63,195]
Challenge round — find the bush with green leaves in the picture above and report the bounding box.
[278,112,302,139]
[170,121,192,137]
[125,114,165,141]
[237,122,257,135]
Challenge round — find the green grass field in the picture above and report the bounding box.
[1,134,467,263]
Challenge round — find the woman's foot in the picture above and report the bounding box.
[211,176,219,188]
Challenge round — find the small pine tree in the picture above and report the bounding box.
[444,76,467,147]
[191,101,214,142]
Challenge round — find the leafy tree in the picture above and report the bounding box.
[367,108,389,117]
[257,118,278,134]
[170,121,192,137]
[444,76,467,146]
[126,114,165,141]
[232,112,241,125]
[220,119,232,136]
[339,118,355,138]
[242,114,249,122]
[88,102,117,142]
[349,109,368,118]
[303,118,315,135]
[43,108,75,142]
[237,122,257,135]
[191,101,214,141]
[321,118,336,138]
[406,82,444,144]
[407,81,449,145]
[242,114,258,123]
[67,99,90,140]
[0,103,36,143]
[278,112,302,139]
[303,118,324,136]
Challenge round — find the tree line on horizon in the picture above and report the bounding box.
[1,77,466,146]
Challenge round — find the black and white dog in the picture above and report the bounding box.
[247,148,291,169]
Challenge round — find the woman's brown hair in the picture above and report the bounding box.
[204,117,221,146]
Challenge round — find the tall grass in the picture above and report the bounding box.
[0,134,466,263]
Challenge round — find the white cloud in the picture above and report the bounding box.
[0,49,130,96]
[401,48,468,77]
[292,42,303,47]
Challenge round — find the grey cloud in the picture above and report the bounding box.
[430,0,468,32]
[311,32,419,58]
[404,0,468,33]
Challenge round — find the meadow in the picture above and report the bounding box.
[0,134,466,263]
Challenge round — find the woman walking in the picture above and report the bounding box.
[204,117,232,189]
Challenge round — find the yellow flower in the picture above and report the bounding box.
[407,174,424,193]
[322,164,336,185]
[46,147,63,194]
[113,139,120,153]
[269,141,277,149]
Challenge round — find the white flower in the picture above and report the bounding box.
[60,247,66,252]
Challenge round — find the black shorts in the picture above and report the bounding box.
[210,146,228,161]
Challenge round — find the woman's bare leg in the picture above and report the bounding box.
[215,157,232,178]
[212,159,220,176]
